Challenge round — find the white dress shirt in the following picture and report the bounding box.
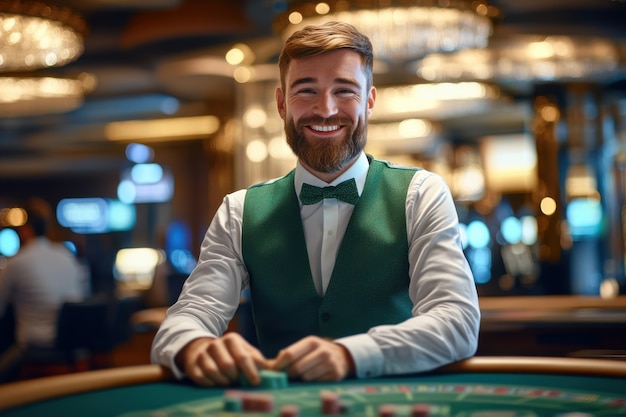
[295,152,368,296]
[0,237,89,347]
[151,151,480,379]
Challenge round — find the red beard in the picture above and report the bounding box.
[285,116,367,174]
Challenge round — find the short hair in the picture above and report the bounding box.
[25,209,48,237]
[278,21,374,91]
[22,198,51,237]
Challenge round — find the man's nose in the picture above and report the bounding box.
[313,92,338,117]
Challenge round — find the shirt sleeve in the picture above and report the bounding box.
[150,189,248,379]
[336,170,481,378]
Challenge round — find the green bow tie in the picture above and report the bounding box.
[299,178,360,205]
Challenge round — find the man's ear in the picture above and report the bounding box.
[366,86,376,119]
[276,87,286,120]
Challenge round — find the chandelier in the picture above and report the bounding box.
[372,81,501,120]
[0,72,95,117]
[275,0,495,63]
[0,0,87,72]
[414,35,621,83]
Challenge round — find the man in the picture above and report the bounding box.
[0,201,90,382]
[151,21,480,387]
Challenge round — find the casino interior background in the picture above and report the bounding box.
[1,0,626,378]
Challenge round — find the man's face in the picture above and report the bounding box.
[276,49,376,175]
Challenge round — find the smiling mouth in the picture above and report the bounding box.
[309,125,341,133]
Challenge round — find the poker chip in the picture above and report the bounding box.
[379,403,397,417]
[412,403,431,417]
[320,390,341,415]
[222,395,243,412]
[259,370,289,389]
[242,392,275,412]
[239,369,289,389]
[280,404,300,417]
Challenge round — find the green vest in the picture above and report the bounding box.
[242,158,418,357]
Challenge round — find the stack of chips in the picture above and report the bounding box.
[259,370,289,389]
[239,369,289,389]
[242,393,275,412]
[280,404,301,417]
[378,404,398,417]
[411,403,431,417]
[320,390,341,415]
[223,390,244,412]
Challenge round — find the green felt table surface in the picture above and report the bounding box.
[4,372,626,417]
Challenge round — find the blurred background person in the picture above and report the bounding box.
[0,199,90,383]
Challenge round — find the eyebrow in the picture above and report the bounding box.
[289,77,362,90]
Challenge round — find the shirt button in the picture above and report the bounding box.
[321,312,332,322]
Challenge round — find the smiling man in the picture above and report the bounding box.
[151,21,480,388]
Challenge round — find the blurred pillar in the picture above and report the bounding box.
[233,73,296,189]
[564,83,604,295]
[533,82,616,295]
[607,97,626,294]
[532,86,567,293]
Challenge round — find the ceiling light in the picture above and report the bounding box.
[225,43,255,66]
[415,35,621,83]
[367,118,438,154]
[105,115,221,142]
[481,134,537,193]
[276,0,495,62]
[372,81,501,120]
[0,0,87,72]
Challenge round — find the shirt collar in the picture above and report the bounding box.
[294,151,369,198]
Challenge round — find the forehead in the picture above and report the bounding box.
[284,49,367,87]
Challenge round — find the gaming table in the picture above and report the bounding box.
[1,357,625,416]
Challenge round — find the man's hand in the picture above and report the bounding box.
[175,333,268,387]
[270,336,355,382]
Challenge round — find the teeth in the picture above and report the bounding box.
[311,125,339,132]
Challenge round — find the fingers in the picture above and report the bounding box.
[195,349,232,386]
[270,336,352,382]
[272,337,325,378]
[225,334,266,386]
[177,334,353,386]
[206,336,238,380]
[177,333,268,387]
[177,337,228,387]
